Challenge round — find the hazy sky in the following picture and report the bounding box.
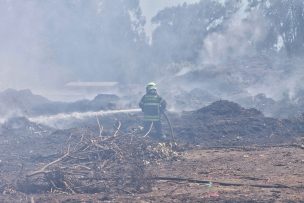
[140,0,200,39]
[0,0,201,100]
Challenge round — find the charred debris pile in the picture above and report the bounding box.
[0,99,303,196]
[0,119,177,195]
[176,100,302,146]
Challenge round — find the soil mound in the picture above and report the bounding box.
[194,100,262,117]
[175,100,297,146]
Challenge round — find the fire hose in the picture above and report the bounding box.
[163,112,175,142]
[143,122,153,137]
[143,112,175,142]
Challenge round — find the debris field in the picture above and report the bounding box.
[0,100,303,202]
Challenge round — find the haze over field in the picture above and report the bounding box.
[1,0,304,117]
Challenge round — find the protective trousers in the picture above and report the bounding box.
[143,121,163,138]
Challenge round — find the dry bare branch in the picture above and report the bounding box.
[27,145,71,177]
[96,115,104,138]
[113,120,121,137]
[64,181,76,194]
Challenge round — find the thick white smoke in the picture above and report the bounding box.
[198,0,304,101]
[0,0,148,97]
[201,9,267,64]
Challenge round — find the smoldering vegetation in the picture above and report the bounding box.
[0,90,304,199]
[1,0,304,118]
[151,0,304,118]
[1,0,304,201]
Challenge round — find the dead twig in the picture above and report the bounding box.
[100,160,109,170]
[72,164,92,170]
[96,115,104,138]
[64,181,76,194]
[93,142,110,151]
[27,145,71,177]
[72,134,85,152]
[113,120,121,137]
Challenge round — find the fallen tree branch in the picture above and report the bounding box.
[27,145,71,177]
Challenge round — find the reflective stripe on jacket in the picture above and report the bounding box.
[139,94,166,121]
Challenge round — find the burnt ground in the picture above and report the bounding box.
[0,100,304,202]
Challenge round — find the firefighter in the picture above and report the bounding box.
[139,82,167,138]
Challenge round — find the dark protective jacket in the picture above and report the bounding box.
[139,93,166,121]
